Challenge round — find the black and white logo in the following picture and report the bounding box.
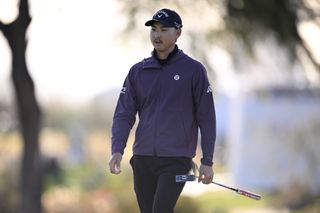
[206,85,212,93]
[121,87,126,94]
[156,10,169,18]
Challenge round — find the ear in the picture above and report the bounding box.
[176,28,182,37]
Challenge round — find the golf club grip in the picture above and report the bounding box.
[236,189,261,200]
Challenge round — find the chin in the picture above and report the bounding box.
[154,46,166,52]
[152,43,163,49]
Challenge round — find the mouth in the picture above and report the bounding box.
[153,40,162,45]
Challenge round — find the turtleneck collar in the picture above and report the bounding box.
[152,45,179,65]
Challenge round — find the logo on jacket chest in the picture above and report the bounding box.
[173,74,180,81]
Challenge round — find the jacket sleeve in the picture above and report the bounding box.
[111,68,138,155]
[192,64,216,166]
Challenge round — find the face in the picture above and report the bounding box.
[150,22,181,55]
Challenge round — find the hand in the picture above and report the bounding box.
[198,164,214,184]
[109,152,122,174]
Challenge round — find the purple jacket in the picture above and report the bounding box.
[111,50,216,166]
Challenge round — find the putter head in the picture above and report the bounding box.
[175,174,197,182]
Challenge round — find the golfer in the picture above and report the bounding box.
[109,8,216,213]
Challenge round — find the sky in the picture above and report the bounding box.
[0,0,151,105]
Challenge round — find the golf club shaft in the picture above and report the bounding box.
[211,181,261,200]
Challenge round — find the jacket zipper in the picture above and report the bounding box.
[152,67,165,156]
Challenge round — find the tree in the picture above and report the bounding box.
[0,0,43,212]
[119,0,320,78]
[225,0,320,73]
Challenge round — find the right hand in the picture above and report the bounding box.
[109,152,122,174]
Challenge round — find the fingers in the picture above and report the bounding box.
[198,174,213,184]
[198,164,214,184]
[109,160,121,174]
[109,153,122,174]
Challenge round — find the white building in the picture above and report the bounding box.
[226,88,320,195]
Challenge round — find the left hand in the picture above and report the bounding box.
[198,164,214,184]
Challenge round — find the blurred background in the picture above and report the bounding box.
[1,0,320,212]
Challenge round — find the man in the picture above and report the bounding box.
[109,8,216,213]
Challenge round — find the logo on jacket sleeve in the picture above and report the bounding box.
[206,85,212,93]
[120,87,126,94]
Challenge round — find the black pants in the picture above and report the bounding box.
[130,155,192,213]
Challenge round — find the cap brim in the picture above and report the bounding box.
[144,20,154,26]
[145,19,173,27]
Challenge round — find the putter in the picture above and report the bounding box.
[176,174,261,200]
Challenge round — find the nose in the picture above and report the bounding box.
[153,31,161,39]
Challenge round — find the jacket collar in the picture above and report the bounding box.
[142,49,185,69]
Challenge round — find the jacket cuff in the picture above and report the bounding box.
[112,147,124,155]
[201,157,213,167]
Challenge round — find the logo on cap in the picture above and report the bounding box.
[174,21,182,28]
[156,10,169,18]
